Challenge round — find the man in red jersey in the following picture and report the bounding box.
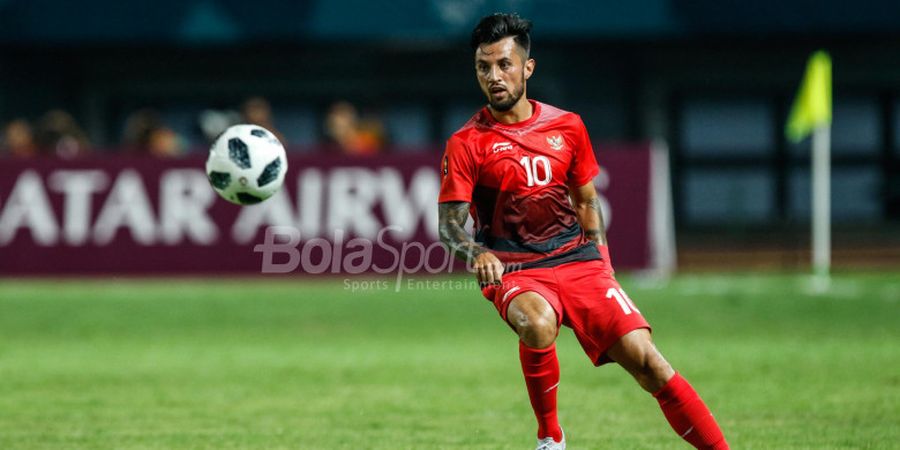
[437,13,729,450]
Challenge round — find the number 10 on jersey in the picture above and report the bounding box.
[519,155,552,186]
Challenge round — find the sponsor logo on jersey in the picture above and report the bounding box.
[546,134,564,151]
[492,142,515,153]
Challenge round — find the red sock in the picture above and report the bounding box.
[653,373,728,449]
[519,342,562,442]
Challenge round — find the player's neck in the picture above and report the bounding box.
[489,97,534,125]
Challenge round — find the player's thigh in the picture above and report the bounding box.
[482,271,562,345]
[482,270,562,325]
[556,261,650,365]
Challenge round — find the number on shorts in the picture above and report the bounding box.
[606,287,640,315]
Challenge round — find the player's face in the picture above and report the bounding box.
[475,37,535,112]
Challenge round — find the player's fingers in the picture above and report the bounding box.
[480,261,496,286]
[491,261,503,284]
[475,264,489,285]
[481,264,496,285]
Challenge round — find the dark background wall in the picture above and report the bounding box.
[2,0,899,236]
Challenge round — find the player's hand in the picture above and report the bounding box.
[473,252,504,286]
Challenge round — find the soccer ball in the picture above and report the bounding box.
[206,124,287,205]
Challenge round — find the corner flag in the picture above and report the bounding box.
[786,51,832,142]
[787,50,833,290]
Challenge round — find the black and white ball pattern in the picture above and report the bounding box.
[206,124,287,205]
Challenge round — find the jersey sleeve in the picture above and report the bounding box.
[567,116,600,188]
[438,136,478,203]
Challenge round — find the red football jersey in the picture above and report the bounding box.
[439,100,601,269]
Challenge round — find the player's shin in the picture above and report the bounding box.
[519,341,563,442]
[653,372,728,450]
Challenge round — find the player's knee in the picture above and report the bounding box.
[634,347,674,392]
[507,294,558,348]
[513,310,557,348]
[612,330,675,392]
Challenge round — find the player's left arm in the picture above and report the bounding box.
[569,182,607,246]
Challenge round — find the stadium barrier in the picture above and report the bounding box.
[0,143,673,276]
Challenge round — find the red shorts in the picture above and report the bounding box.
[482,259,650,366]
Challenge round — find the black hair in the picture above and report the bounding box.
[470,13,532,56]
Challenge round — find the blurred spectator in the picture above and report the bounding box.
[34,109,91,159]
[198,109,240,144]
[324,101,385,155]
[123,108,185,158]
[1,119,38,158]
[241,96,286,144]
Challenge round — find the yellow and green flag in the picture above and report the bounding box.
[786,50,832,142]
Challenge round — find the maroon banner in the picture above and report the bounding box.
[0,145,655,275]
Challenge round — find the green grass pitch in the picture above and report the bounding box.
[0,272,897,449]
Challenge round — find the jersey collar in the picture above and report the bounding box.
[481,100,541,129]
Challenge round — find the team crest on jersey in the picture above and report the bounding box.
[546,134,564,151]
[442,155,449,176]
[492,142,515,153]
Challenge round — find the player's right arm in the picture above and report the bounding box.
[438,202,504,285]
[437,135,504,285]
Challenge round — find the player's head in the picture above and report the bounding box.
[470,13,535,112]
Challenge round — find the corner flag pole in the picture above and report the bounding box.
[812,124,831,281]
[786,50,832,287]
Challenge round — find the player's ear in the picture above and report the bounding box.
[524,58,535,80]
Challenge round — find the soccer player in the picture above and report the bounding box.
[437,13,729,450]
